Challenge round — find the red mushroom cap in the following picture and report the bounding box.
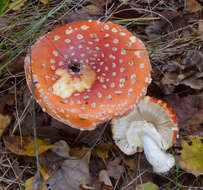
[24,20,151,130]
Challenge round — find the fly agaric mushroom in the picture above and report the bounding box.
[24,20,151,130]
[111,96,178,173]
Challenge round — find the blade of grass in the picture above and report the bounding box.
[0,0,10,14]
[113,17,160,25]
[0,0,74,74]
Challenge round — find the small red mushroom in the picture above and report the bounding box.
[24,20,151,130]
[111,96,178,173]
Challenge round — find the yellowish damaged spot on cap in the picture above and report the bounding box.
[53,65,96,98]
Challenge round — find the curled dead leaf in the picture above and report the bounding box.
[162,71,203,90]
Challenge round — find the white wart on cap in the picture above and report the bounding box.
[112,96,178,173]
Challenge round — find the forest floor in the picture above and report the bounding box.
[0,0,203,190]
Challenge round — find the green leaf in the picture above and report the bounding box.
[179,136,203,176]
[0,0,10,14]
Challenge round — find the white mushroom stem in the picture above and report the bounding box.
[124,121,175,173]
[141,133,175,173]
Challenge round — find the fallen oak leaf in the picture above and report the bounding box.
[4,136,53,156]
[179,136,203,176]
[0,114,11,139]
[40,140,91,190]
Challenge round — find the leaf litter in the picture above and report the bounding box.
[0,0,203,189]
[40,140,91,190]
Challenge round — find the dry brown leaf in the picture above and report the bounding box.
[61,9,99,25]
[25,162,51,190]
[100,184,114,190]
[95,142,112,165]
[145,11,192,39]
[107,157,124,180]
[25,177,37,190]
[123,157,137,171]
[40,0,48,4]
[162,71,203,90]
[42,141,91,190]
[82,4,102,15]
[99,170,113,187]
[181,73,203,90]
[25,176,47,190]
[200,175,203,187]
[182,50,203,72]
[51,140,70,158]
[39,163,50,181]
[163,94,202,128]
[0,114,11,139]
[186,0,201,12]
[70,146,91,163]
[0,94,15,113]
[4,136,53,156]
[199,21,203,33]
[39,140,91,190]
[90,0,113,7]
[8,55,25,75]
[183,110,203,135]
[141,0,154,3]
